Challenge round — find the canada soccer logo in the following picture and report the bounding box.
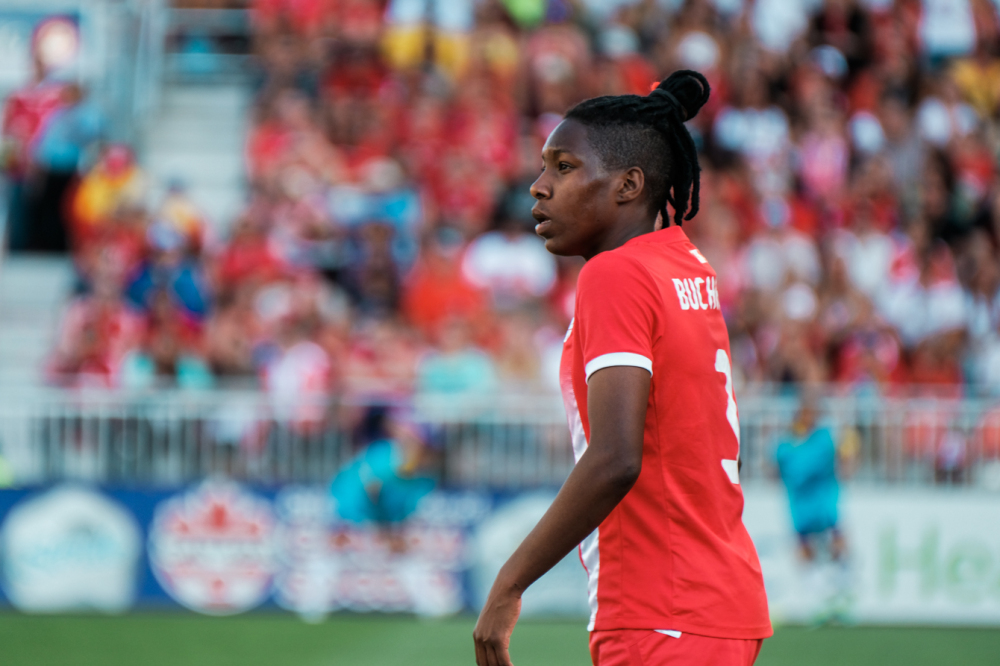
[149,481,276,615]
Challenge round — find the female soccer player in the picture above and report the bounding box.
[473,70,771,666]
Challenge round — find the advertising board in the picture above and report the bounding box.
[0,481,998,626]
[149,481,277,615]
[0,485,140,612]
[744,486,1000,625]
[272,486,485,619]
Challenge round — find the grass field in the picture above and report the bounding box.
[1,613,997,666]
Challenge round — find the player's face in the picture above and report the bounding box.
[530,119,621,258]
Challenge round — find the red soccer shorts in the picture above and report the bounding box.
[589,629,763,666]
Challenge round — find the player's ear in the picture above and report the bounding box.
[616,167,645,204]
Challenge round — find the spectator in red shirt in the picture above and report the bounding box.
[48,259,144,387]
[402,227,488,341]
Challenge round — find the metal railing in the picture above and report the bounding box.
[1,387,999,489]
[737,391,1000,487]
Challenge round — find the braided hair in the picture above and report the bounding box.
[565,70,710,227]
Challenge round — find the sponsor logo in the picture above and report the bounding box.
[273,488,481,619]
[0,485,141,612]
[149,480,276,615]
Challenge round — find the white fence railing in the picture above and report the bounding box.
[0,388,999,489]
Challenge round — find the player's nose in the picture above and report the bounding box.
[529,174,551,200]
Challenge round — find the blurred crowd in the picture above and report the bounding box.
[5,0,1000,399]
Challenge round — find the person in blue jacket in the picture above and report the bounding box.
[775,396,846,562]
[331,409,436,527]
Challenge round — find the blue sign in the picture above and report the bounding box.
[0,482,496,616]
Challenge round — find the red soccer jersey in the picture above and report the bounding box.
[559,225,771,639]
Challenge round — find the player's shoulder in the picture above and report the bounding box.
[578,245,650,286]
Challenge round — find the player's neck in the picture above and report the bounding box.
[583,215,656,261]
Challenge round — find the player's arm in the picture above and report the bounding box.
[473,365,650,666]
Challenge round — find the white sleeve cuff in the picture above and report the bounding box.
[585,352,653,383]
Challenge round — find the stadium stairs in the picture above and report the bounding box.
[0,255,74,386]
[143,81,250,232]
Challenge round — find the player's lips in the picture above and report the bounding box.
[534,219,553,236]
[532,207,553,236]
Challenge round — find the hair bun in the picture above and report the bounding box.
[650,70,711,122]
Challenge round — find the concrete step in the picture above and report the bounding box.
[159,85,250,114]
[0,333,52,356]
[0,298,69,316]
[146,128,245,154]
[146,153,244,187]
[150,112,248,135]
[0,368,44,383]
[142,83,251,214]
[0,255,74,283]
[0,257,74,304]
[0,256,75,385]
[0,314,63,332]
[0,319,62,340]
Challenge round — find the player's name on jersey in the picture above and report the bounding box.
[672,276,720,311]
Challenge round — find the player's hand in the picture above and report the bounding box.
[472,584,522,666]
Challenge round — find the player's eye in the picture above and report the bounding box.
[558,162,572,171]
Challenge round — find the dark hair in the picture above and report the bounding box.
[564,70,710,226]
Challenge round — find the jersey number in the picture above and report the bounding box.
[714,349,741,484]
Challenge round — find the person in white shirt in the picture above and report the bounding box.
[461,191,558,311]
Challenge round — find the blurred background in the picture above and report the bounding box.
[1,0,1000,664]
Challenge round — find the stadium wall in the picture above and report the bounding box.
[0,481,998,626]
